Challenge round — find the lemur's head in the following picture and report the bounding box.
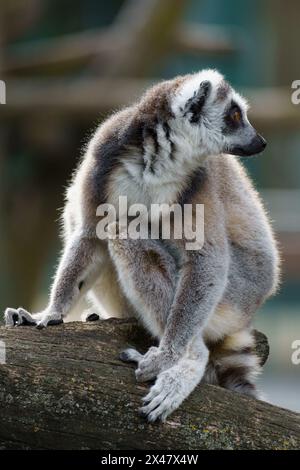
[170,69,266,158]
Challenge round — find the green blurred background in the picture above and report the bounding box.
[0,0,299,412]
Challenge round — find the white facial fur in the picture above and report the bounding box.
[170,69,253,158]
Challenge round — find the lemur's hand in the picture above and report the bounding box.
[120,345,179,382]
[136,347,168,382]
[4,307,63,329]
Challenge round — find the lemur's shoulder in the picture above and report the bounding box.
[206,154,263,208]
[209,154,276,247]
[90,74,185,149]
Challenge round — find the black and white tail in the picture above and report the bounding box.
[204,329,262,398]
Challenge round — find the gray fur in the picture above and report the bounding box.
[4,69,279,421]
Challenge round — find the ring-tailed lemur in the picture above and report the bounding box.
[5,70,279,422]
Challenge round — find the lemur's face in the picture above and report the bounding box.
[171,70,266,158]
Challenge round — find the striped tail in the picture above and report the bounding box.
[204,329,262,398]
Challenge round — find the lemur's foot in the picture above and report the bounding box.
[121,346,204,422]
[136,346,180,382]
[4,307,63,328]
[81,310,100,322]
[119,347,143,363]
[36,315,64,329]
[86,313,100,322]
[4,308,36,327]
[135,346,164,382]
[120,346,177,382]
[139,368,185,422]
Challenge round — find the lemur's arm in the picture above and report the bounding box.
[4,111,136,330]
[5,233,104,328]
[163,246,228,351]
[135,238,229,382]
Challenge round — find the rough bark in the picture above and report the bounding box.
[0,319,299,450]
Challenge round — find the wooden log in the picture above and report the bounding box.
[0,318,299,450]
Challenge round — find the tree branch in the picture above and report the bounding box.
[0,319,299,450]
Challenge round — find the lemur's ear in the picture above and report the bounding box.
[183,80,211,123]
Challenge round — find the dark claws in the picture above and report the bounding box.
[20,316,36,327]
[47,318,64,326]
[119,350,132,363]
[138,409,148,419]
[86,313,100,322]
[138,409,162,423]
[36,318,63,329]
[142,398,151,406]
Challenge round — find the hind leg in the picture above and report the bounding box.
[203,241,276,398]
[82,254,135,321]
[108,227,212,420]
[108,222,186,383]
[108,224,177,339]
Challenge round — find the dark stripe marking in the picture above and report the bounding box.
[163,122,176,160]
[178,167,206,206]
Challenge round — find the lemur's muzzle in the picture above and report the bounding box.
[230,134,267,157]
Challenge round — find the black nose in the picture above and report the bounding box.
[230,134,267,157]
[257,134,267,151]
[248,134,267,155]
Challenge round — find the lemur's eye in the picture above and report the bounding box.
[223,103,243,132]
[232,110,241,123]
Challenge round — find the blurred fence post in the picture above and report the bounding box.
[98,0,189,77]
[267,0,300,86]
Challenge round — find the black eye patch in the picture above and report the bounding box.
[223,102,244,133]
[183,80,211,124]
